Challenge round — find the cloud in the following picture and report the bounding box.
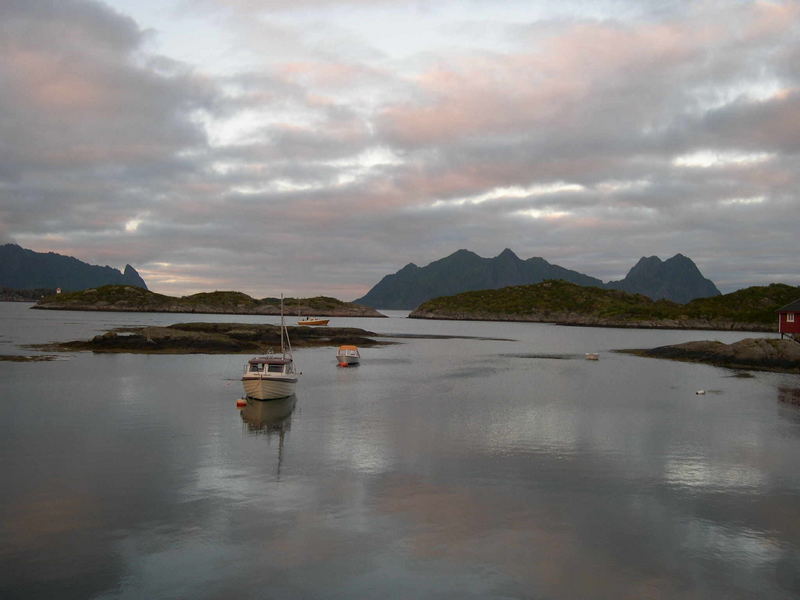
[2,0,799,297]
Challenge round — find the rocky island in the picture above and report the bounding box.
[33,322,390,354]
[30,322,509,354]
[31,285,385,317]
[619,338,800,374]
[409,280,800,332]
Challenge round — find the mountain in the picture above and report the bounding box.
[354,249,720,309]
[354,248,604,309]
[0,243,147,292]
[605,254,720,303]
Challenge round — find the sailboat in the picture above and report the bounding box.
[241,295,299,400]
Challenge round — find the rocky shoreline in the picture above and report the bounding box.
[619,338,800,373]
[28,321,516,354]
[32,322,391,354]
[408,309,773,332]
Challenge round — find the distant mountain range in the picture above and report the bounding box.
[0,244,147,292]
[354,249,720,309]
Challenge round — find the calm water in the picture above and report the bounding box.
[1,302,799,599]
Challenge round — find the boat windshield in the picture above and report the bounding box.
[267,364,284,373]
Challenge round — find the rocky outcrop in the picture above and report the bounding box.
[408,309,773,331]
[35,322,390,353]
[622,338,800,373]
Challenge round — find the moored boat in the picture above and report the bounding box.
[242,295,299,400]
[336,344,360,366]
[297,316,329,326]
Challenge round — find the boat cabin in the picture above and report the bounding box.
[245,357,292,375]
[777,298,800,340]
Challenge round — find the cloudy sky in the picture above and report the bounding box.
[1,0,798,299]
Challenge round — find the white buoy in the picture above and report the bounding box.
[695,390,706,395]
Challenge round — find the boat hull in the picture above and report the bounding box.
[298,319,329,326]
[242,376,297,400]
[336,354,359,365]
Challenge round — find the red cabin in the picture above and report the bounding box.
[777,298,800,340]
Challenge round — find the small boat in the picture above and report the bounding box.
[585,352,599,360]
[242,295,299,400]
[336,345,360,366]
[297,316,329,326]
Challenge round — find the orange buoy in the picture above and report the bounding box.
[236,398,247,408]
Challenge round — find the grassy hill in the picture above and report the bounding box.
[33,285,385,317]
[410,280,800,330]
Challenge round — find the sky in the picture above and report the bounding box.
[1,0,799,299]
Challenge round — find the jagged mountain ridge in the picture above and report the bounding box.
[0,243,148,291]
[354,249,720,309]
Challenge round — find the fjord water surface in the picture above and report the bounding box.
[1,303,799,598]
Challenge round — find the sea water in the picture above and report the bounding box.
[1,302,799,599]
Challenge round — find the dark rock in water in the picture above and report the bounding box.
[621,338,800,373]
[37,322,390,354]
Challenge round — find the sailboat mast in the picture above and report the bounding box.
[280,293,286,357]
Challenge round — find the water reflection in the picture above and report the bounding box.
[778,387,800,407]
[240,395,297,480]
[240,394,297,434]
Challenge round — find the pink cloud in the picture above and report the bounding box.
[377,3,798,147]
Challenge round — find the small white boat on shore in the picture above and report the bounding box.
[242,296,299,400]
[336,345,360,366]
[585,352,599,360]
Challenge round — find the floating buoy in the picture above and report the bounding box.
[695,390,706,395]
[236,398,248,408]
[338,362,348,368]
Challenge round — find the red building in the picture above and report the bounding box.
[777,298,800,340]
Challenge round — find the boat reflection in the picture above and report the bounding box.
[778,386,800,407]
[240,394,297,434]
[240,395,297,479]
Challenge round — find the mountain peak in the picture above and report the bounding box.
[496,248,520,261]
[608,254,719,303]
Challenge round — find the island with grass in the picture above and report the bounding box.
[31,285,385,317]
[409,280,800,332]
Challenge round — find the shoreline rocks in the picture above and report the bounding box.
[33,322,391,354]
[619,338,800,373]
[408,309,773,332]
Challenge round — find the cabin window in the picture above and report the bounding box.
[267,364,284,373]
[788,313,796,323]
[250,364,263,372]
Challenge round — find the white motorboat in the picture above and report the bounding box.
[336,345,360,366]
[242,296,299,400]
